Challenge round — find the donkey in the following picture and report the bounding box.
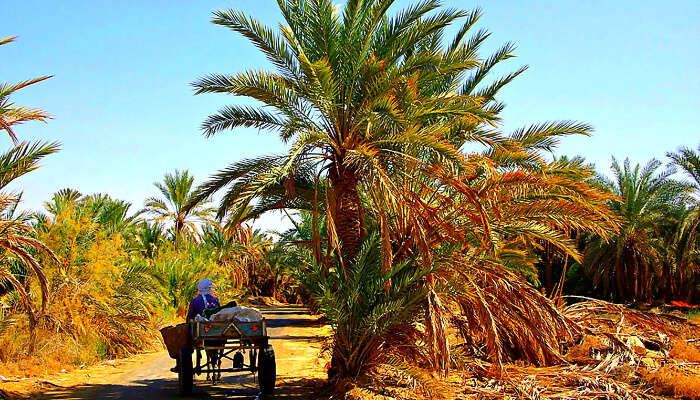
[204,344,223,382]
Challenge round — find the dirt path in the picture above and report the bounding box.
[27,305,329,399]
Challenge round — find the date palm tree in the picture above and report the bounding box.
[0,142,59,352]
[144,170,214,240]
[666,145,700,302]
[190,1,614,378]
[39,189,141,239]
[668,144,700,191]
[582,158,691,301]
[1,37,51,144]
[0,37,59,351]
[135,221,166,258]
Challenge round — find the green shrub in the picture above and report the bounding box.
[302,234,429,378]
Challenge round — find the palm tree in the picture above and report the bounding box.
[666,145,700,302]
[190,1,616,377]
[0,142,59,352]
[668,144,700,191]
[0,38,59,351]
[83,194,141,236]
[144,170,213,240]
[42,188,82,216]
[582,158,691,301]
[1,37,52,144]
[201,222,248,288]
[39,189,141,239]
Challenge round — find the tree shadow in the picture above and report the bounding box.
[271,335,325,341]
[32,377,329,400]
[266,317,326,329]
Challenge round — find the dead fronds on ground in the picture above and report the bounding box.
[341,298,700,400]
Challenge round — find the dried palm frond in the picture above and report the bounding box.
[457,363,664,400]
[367,149,621,373]
[563,297,700,362]
[443,256,579,371]
[376,355,452,399]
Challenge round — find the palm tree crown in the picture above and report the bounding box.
[145,170,213,239]
[190,1,581,262]
[0,141,59,351]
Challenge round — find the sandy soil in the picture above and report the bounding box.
[0,305,330,400]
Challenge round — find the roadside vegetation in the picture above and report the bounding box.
[1,1,698,398]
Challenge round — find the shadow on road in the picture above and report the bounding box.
[34,377,327,399]
[29,305,330,400]
[266,318,326,329]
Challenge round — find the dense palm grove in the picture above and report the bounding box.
[0,1,698,398]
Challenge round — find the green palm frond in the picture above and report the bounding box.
[668,144,700,190]
[1,37,53,144]
[200,105,290,137]
[301,233,429,377]
[0,141,60,190]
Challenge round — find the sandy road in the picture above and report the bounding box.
[31,305,329,400]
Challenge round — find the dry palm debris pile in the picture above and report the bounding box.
[454,299,700,400]
[341,298,700,400]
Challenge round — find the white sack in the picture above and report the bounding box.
[210,306,263,322]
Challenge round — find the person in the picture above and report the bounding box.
[182,278,225,381]
[187,278,220,321]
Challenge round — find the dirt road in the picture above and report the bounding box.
[31,305,329,399]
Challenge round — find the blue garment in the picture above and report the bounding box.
[186,294,220,321]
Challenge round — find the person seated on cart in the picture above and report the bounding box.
[183,279,226,381]
[185,278,245,381]
[170,278,220,373]
[187,278,220,321]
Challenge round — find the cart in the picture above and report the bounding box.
[175,318,276,395]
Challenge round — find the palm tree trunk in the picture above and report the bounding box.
[329,163,364,263]
[614,255,626,301]
[326,163,365,379]
[543,245,554,295]
[174,218,184,249]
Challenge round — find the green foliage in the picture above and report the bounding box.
[1,36,52,144]
[134,221,166,258]
[582,157,695,301]
[149,243,217,315]
[0,142,60,189]
[144,170,214,239]
[302,234,429,378]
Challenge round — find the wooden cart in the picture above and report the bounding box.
[174,318,276,395]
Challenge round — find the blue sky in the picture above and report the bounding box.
[3,0,699,230]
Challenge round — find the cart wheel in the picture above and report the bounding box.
[257,345,276,394]
[178,348,194,395]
